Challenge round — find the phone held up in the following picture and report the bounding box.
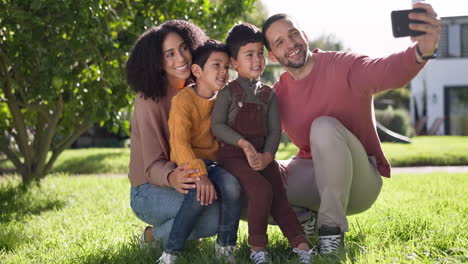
[391,8,426,38]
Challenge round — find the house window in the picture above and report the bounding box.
[444,86,468,135]
[438,22,468,58]
[448,24,461,57]
[462,24,468,57]
[438,24,448,57]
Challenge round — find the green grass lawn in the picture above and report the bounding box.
[278,136,468,167]
[1,172,467,263]
[1,136,467,175]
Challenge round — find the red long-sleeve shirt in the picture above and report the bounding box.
[274,44,425,178]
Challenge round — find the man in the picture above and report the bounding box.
[262,2,440,255]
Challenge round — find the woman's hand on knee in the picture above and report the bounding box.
[168,164,200,194]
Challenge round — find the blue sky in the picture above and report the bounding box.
[263,0,468,58]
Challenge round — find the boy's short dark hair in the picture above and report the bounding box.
[192,39,228,69]
[262,13,291,51]
[225,23,263,59]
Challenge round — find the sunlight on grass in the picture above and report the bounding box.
[1,136,467,175]
[1,172,466,263]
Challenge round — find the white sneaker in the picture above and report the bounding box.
[250,250,269,264]
[293,248,317,263]
[156,252,177,264]
[318,225,344,255]
[214,242,235,263]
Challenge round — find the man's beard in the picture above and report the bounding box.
[279,48,307,69]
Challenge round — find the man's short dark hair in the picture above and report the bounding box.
[262,13,292,51]
[192,39,228,69]
[225,23,263,59]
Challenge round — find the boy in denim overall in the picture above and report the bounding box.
[211,23,314,264]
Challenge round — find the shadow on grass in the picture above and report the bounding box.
[52,152,125,174]
[74,233,366,264]
[0,181,65,224]
[78,236,158,264]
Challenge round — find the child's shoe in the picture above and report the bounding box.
[293,247,316,263]
[249,250,270,264]
[214,242,235,263]
[156,252,177,264]
[300,212,317,238]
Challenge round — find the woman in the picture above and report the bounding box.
[126,20,241,248]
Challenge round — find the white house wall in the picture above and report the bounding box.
[411,58,468,134]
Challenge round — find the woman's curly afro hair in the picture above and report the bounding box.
[126,20,208,101]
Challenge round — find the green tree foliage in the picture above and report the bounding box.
[241,0,268,28]
[309,34,345,51]
[0,0,256,186]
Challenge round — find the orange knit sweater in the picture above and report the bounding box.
[168,86,219,177]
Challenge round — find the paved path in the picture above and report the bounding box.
[392,166,468,174]
[86,166,468,177]
[3,166,468,178]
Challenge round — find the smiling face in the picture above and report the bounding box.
[231,42,265,80]
[193,51,230,95]
[162,32,192,83]
[265,18,309,69]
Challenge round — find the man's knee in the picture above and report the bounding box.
[310,116,344,147]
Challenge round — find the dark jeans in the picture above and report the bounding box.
[165,160,241,254]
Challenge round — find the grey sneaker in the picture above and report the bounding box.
[300,212,317,237]
[214,242,235,263]
[156,252,177,264]
[250,250,270,264]
[318,225,344,254]
[293,247,317,263]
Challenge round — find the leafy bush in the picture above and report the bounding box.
[374,87,411,110]
[375,107,414,140]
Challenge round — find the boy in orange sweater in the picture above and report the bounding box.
[161,40,241,264]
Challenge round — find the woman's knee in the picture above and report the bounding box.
[130,184,183,226]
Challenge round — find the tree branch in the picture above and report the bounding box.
[0,48,33,165]
[33,95,64,176]
[0,137,24,174]
[43,121,92,176]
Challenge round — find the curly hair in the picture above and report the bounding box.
[225,23,263,59]
[126,20,208,101]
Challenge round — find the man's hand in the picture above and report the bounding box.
[237,138,260,168]
[168,164,200,194]
[410,2,441,63]
[196,174,217,206]
[251,152,274,171]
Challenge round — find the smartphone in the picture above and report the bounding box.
[391,8,426,38]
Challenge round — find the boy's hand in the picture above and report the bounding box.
[237,138,259,168]
[252,152,273,171]
[196,174,217,206]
